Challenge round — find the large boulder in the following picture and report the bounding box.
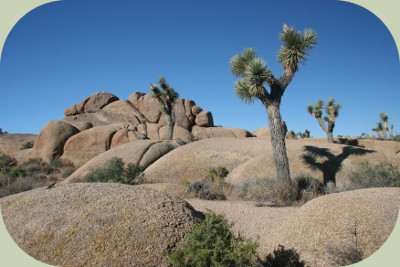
[252,127,270,137]
[192,126,253,139]
[144,137,391,186]
[265,188,400,266]
[195,110,214,127]
[159,99,193,130]
[0,183,200,267]
[64,92,119,116]
[159,125,192,142]
[144,137,261,183]
[128,92,162,123]
[101,100,141,125]
[32,120,80,161]
[61,124,123,166]
[63,140,181,183]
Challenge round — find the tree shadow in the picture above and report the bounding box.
[259,245,306,267]
[301,145,375,185]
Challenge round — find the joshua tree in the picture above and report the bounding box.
[307,98,341,143]
[372,112,389,139]
[150,77,179,140]
[389,124,394,139]
[230,24,317,183]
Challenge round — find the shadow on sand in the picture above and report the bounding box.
[301,145,376,185]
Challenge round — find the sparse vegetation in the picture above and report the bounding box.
[0,156,76,198]
[347,160,400,189]
[188,166,231,200]
[0,128,8,135]
[307,97,341,143]
[237,175,324,206]
[21,141,34,150]
[326,220,363,266]
[83,157,144,185]
[169,211,259,267]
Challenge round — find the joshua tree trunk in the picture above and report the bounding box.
[264,99,291,183]
[316,117,334,143]
[165,111,174,140]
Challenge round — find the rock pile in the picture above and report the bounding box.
[17,91,252,165]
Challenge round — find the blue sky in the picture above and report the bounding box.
[0,0,399,137]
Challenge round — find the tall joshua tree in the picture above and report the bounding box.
[307,97,341,143]
[230,24,317,183]
[150,77,179,140]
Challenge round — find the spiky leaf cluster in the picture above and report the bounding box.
[307,100,324,118]
[278,24,318,72]
[230,49,271,103]
[379,112,389,123]
[324,97,342,122]
[150,76,179,115]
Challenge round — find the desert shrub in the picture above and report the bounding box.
[270,181,299,206]
[20,141,34,150]
[207,166,229,183]
[188,166,232,200]
[84,157,125,183]
[19,158,50,174]
[0,154,16,172]
[169,211,258,267]
[125,163,144,185]
[260,245,306,267]
[348,160,400,189]
[188,181,226,200]
[83,157,143,185]
[237,175,323,206]
[296,175,324,203]
[0,173,47,198]
[0,157,77,197]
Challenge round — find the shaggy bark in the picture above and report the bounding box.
[264,99,291,183]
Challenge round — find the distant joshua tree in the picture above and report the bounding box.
[230,24,317,183]
[150,77,179,140]
[307,98,341,143]
[372,112,389,139]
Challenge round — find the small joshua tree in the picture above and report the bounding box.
[307,98,341,143]
[372,112,389,139]
[150,77,179,140]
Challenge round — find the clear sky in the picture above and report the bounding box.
[1,0,399,137]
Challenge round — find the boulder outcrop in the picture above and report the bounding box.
[63,140,181,183]
[30,90,251,164]
[143,137,394,187]
[0,183,200,267]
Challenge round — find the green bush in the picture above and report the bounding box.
[169,211,258,267]
[348,160,400,189]
[0,154,15,173]
[83,157,144,185]
[21,141,34,150]
[207,166,229,183]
